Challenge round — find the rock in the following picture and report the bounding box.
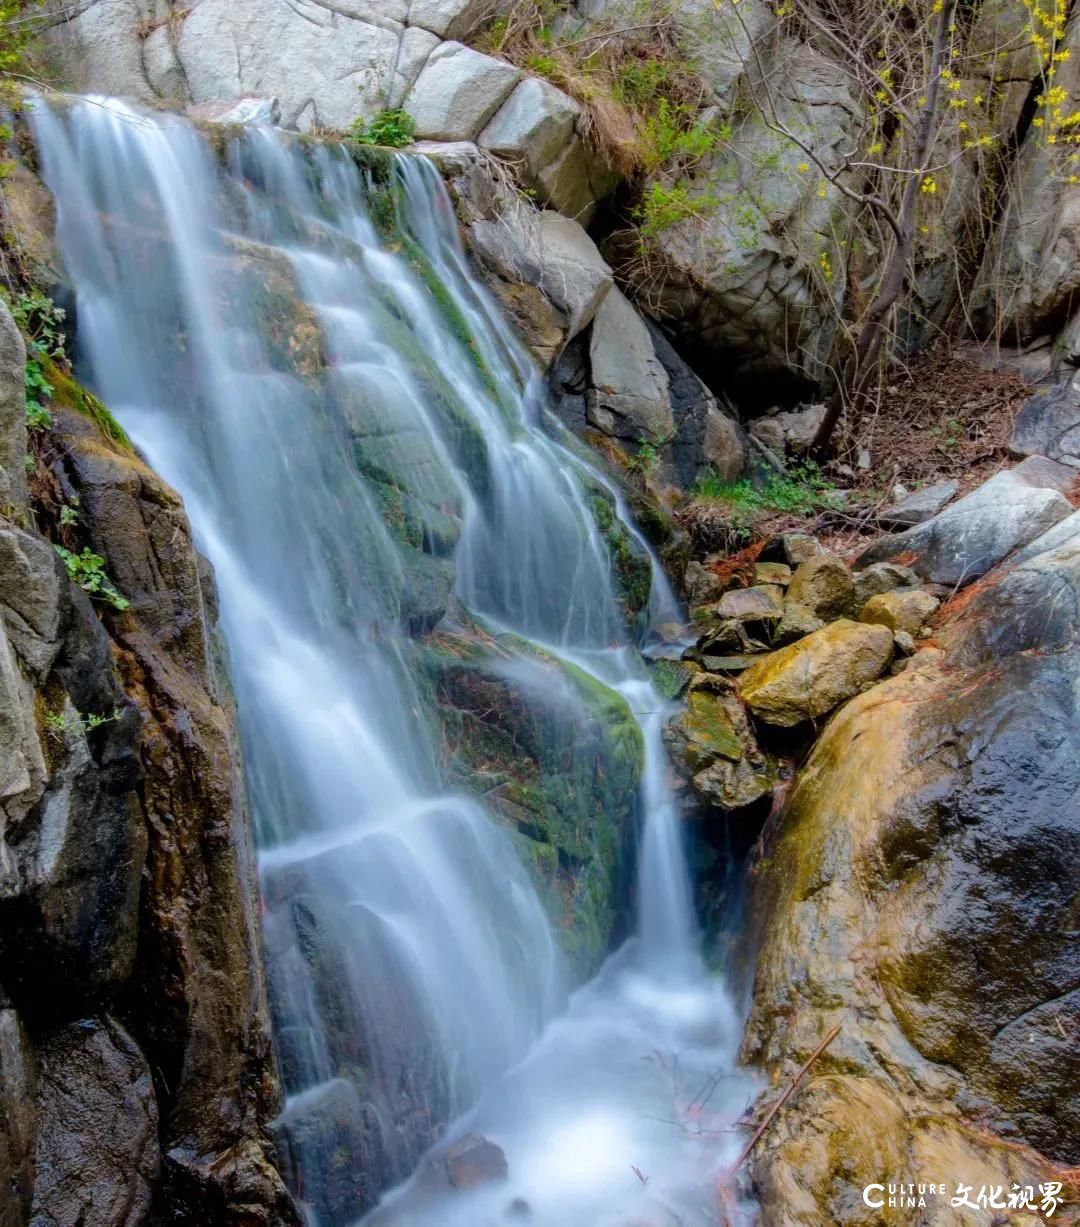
[0,1007,35,1226]
[407,41,522,142]
[408,0,503,38]
[46,406,294,1221]
[850,561,918,611]
[175,0,405,131]
[1010,374,1080,465]
[940,531,1080,669]
[31,1017,158,1227]
[892,629,916,656]
[478,76,581,192]
[700,402,746,484]
[535,134,613,224]
[779,532,824,566]
[646,322,746,487]
[41,0,158,102]
[749,403,826,457]
[418,631,643,979]
[743,575,1080,1196]
[469,207,612,350]
[1011,507,1080,565]
[975,13,1080,346]
[273,1078,390,1226]
[445,1133,509,1189]
[683,560,727,608]
[636,36,859,385]
[716,585,784,621]
[859,589,940,636]
[663,676,775,811]
[858,457,1075,586]
[389,27,443,110]
[785,554,854,621]
[0,526,63,682]
[738,620,894,728]
[879,479,959,529]
[772,600,824,646]
[0,299,27,510]
[587,288,674,446]
[142,22,187,100]
[755,562,792,587]
[188,95,282,126]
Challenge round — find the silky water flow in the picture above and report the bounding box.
[32,97,758,1227]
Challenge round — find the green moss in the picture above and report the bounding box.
[589,491,652,630]
[409,627,645,980]
[651,658,694,702]
[399,233,500,400]
[44,361,132,449]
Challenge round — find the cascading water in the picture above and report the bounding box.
[32,97,756,1226]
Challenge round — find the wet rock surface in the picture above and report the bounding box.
[741,510,1080,1221]
[737,620,894,729]
[0,292,294,1224]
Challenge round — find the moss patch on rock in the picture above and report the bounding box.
[411,626,644,979]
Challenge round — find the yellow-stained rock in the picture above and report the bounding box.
[860,589,940,636]
[738,619,894,727]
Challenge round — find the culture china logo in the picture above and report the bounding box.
[862,1182,1067,1216]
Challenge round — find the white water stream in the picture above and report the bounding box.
[32,98,756,1227]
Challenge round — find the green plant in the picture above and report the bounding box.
[692,462,841,518]
[931,416,965,451]
[636,180,717,240]
[3,289,67,431]
[45,706,121,741]
[58,499,79,528]
[349,109,416,148]
[54,545,130,611]
[639,99,728,173]
[0,3,46,125]
[625,429,675,477]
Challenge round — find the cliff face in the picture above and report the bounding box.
[0,294,296,1224]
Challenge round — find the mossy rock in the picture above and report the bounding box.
[44,361,131,450]
[588,490,652,632]
[411,627,644,980]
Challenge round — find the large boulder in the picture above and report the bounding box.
[586,287,674,445]
[415,630,644,978]
[743,524,1080,1220]
[859,457,1075,587]
[478,76,582,202]
[406,41,521,141]
[0,1007,35,1227]
[737,620,894,728]
[638,37,858,385]
[974,12,1080,347]
[174,0,402,131]
[408,0,505,39]
[468,205,613,356]
[1010,375,1080,466]
[31,1018,158,1227]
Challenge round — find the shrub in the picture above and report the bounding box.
[54,545,130,611]
[349,109,416,148]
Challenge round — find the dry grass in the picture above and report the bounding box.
[474,0,708,178]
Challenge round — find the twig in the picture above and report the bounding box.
[724,1024,842,1179]
[548,20,668,53]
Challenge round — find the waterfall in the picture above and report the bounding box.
[31,98,755,1226]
